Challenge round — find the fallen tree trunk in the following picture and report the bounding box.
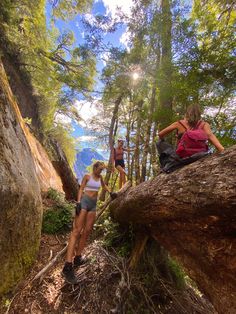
[110,146,236,314]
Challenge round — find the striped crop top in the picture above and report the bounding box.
[84,175,101,192]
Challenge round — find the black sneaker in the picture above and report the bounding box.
[62,263,78,284]
[73,255,88,268]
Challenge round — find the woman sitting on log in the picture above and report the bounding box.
[157,104,224,172]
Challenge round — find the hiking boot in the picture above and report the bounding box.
[62,263,78,284]
[73,255,88,268]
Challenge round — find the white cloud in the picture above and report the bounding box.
[101,51,111,65]
[102,0,134,19]
[74,99,103,128]
[204,98,236,120]
[77,135,97,142]
[54,113,72,125]
[84,12,117,33]
[100,1,134,49]
[84,13,97,25]
[120,28,132,50]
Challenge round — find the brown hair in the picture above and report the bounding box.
[185,104,201,128]
[93,161,105,171]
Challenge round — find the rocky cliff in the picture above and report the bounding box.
[1,52,78,200]
[0,56,69,294]
[0,61,42,294]
[24,129,64,194]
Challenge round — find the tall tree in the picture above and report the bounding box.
[158,0,173,129]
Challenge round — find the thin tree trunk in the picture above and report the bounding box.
[130,154,134,185]
[159,0,173,129]
[141,41,160,182]
[134,100,143,185]
[150,122,159,176]
[146,152,152,180]
[99,95,123,201]
[141,87,156,182]
[127,98,135,181]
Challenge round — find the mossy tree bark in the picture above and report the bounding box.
[110,146,236,313]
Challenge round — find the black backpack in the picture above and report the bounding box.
[156,139,209,173]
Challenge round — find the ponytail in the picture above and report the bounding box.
[185,104,201,128]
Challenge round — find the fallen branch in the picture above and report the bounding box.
[32,243,68,282]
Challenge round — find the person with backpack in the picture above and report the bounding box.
[157,104,224,172]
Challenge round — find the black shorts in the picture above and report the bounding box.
[115,159,125,168]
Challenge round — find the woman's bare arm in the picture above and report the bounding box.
[77,175,89,202]
[158,122,179,139]
[204,122,224,152]
[123,147,135,152]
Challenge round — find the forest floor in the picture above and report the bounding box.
[0,232,217,314]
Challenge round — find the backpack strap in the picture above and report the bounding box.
[178,120,188,130]
[196,120,205,129]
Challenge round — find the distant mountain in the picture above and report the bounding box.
[74,148,105,182]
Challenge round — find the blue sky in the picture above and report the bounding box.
[46,0,133,154]
[48,0,194,156]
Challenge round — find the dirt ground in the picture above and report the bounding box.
[0,234,118,314]
[0,233,217,314]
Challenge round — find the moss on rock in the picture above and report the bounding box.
[0,61,42,295]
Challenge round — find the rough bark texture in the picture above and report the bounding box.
[110,147,236,313]
[134,100,143,185]
[100,95,122,201]
[0,61,42,295]
[159,0,173,129]
[49,138,79,201]
[141,86,156,182]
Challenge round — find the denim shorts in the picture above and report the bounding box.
[80,194,97,212]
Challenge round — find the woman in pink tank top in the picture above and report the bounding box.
[158,104,224,153]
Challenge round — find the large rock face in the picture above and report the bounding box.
[25,129,64,193]
[1,54,41,131]
[0,61,42,295]
[1,49,76,200]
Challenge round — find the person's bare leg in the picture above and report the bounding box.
[116,165,125,189]
[122,169,126,185]
[66,210,87,262]
[75,211,96,256]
